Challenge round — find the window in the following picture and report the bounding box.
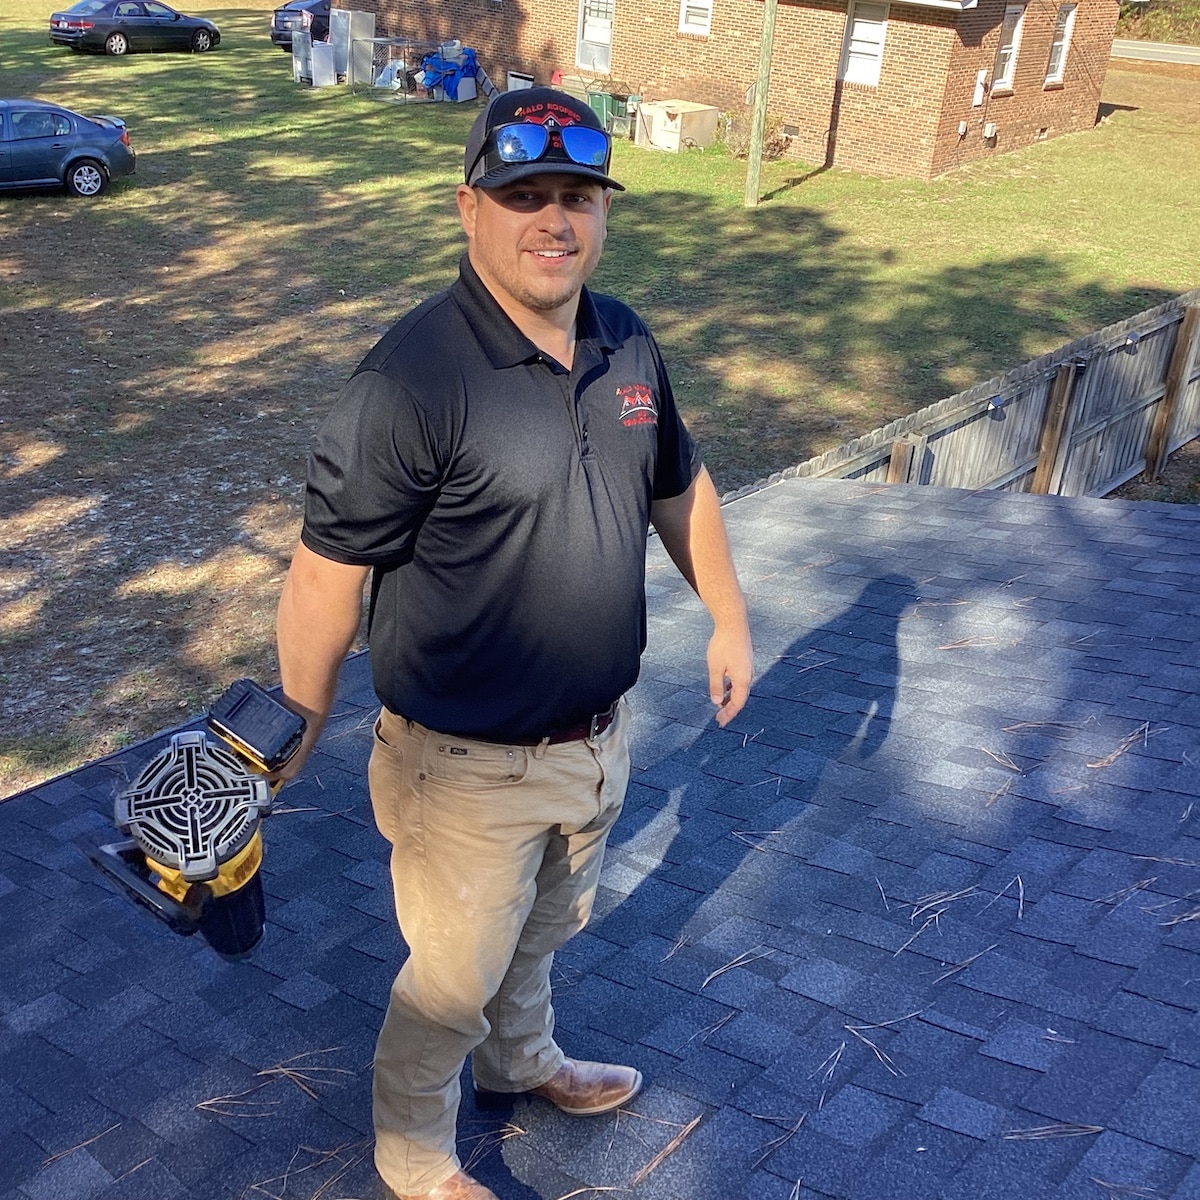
[1045,3,1076,85]
[839,1,888,87]
[992,4,1025,92]
[576,0,614,73]
[12,111,71,139]
[678,0,712,35]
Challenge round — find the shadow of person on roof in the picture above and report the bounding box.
[463,572,918,1198]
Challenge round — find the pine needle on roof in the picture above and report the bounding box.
[1160,904,1200,927]
[462,1122,526,1173]
[1002,1123,1103,1140]
[843,1025,904,1076]
[630,1115,701,1185]
[1087,722,1166,769]
[910,887,978,920]
[985,777,1014,807]
[1003,720,1077,736]
[1090,1178,1165,1199]
[733,829,784,851]
[809,1041,846,1102]
[675,1009,736,1052]
[980,747,1024,773]
[195,1081,279,1117]
[894,914,940,956]
[931,943,999,984]
[256,1048,353,1101]
[41,1123,121,1167]
[1095,877,1157,906]
[247,1136,373,1200]
[661,933,690,961]
[979,875,1025,919]
[701,945,774,988]
[752,1112,807,1168]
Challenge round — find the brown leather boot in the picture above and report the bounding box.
[476,1058,643,1116]
[389,1168,499,1199]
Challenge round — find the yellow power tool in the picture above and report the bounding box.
[87,679,305,959]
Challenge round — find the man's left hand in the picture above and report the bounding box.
[708,621,754,726]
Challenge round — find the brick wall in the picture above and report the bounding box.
[931,0,1120,174]
[370,0,1118,178]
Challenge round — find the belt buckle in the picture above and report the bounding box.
[589,711,602,740]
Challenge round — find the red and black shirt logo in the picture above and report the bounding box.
[617,384,658,428]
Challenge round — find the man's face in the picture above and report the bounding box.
[457,173,612,323]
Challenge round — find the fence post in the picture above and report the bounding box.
[1031,362,1082,495]
[886,439,915,483]
[885,434,930,484]
[1143,305,1200,481]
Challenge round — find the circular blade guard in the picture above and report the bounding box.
[115,730,272,882]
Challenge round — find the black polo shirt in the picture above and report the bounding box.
[301,256,700,741]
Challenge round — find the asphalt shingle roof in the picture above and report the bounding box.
[2,477,1199,1200]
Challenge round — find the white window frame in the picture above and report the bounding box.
[992,4,1025,93]
[678,0,712,35]
[1044,3,1076,85]
[838,0,889,88]
[576,0,614,73]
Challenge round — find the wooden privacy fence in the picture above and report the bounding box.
[738,289,1200,500]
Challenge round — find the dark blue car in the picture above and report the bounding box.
[270,0,328,51]
[0,99,135,197]
[49,0,219,55]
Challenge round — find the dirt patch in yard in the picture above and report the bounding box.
[0,213,382,797]
[1107,436,1200,503]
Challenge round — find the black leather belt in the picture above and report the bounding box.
[505,701,618,746]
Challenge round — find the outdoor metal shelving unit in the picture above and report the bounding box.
[350,37,444,100]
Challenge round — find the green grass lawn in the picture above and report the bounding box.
[2,0,1198,485]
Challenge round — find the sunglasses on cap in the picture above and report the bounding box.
[467,121,612,185]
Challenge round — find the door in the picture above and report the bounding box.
[8,109,73,186]
[0,112,12,183]
[143,0,190,49]
[110,0,152,48]
[576,0,613,74]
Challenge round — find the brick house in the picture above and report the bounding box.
[368,0,1120,177]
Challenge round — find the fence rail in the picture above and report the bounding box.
[738,290,1200,500]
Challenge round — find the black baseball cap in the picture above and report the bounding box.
[463,86,625,192]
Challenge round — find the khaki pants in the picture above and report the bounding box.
[367,702,631,1195]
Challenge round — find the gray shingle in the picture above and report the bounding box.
[5,478,1200,1200]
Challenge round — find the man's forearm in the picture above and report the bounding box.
[651,467,753,724]
[651,468,747,624]
[275,541,370,777]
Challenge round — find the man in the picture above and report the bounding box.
[275,87,753,1200]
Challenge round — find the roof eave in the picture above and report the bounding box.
[893,0,979,10]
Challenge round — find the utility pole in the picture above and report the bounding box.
[743,0,779,208]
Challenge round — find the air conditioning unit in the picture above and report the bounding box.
[634,100,720,153]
